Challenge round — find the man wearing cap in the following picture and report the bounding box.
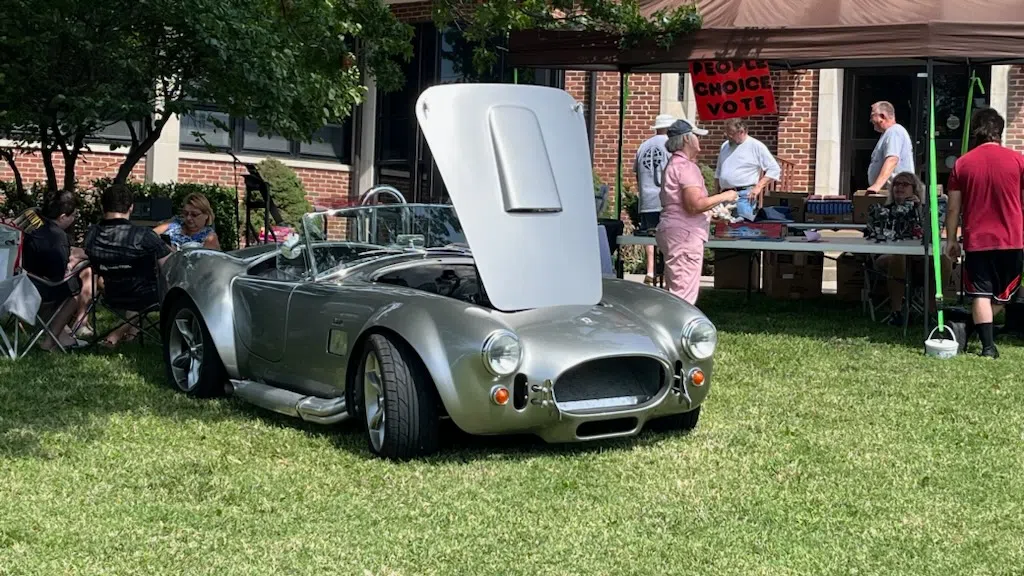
[633,113,674,284]
[714,118,781,220]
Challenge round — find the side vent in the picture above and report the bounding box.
[513,373,529,410]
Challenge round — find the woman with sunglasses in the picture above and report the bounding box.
[872,171,953,325]
[153,193,220,250]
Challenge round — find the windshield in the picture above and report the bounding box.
[298,203,467,277]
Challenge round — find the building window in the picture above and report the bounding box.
[86,120,147,146]
[179,108,354,164]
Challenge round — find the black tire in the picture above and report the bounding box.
[162,297,227,398]
[648,405,701,433]
[353,333,439,460]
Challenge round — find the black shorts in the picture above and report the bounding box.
[964,249,1024,303]
[638,211,661,231]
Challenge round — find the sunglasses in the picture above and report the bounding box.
[182,210,204,219]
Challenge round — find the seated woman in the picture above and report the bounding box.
[873,171,954,325]
[152,193,220,250]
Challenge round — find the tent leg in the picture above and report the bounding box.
[615,71,627,219]
[926,58,945,341]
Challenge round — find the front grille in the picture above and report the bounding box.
[553,357,665,412]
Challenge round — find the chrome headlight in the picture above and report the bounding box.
[481,330,523,376]
[681,317,717,360]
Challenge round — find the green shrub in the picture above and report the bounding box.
[254,158,312,227]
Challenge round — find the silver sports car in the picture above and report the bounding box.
[158,83,718,460]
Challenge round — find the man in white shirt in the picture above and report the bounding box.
[866,101,915,193]
[633,113,674,284]
[715,118,781,220]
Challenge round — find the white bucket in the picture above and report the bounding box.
[925,326,959,359]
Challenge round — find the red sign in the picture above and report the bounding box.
[689,60,777,121]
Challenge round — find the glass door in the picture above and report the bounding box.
[840,65,991,196]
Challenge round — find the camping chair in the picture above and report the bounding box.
[0,268,88,358]
[10,262,91,356]
[86,254,162,347]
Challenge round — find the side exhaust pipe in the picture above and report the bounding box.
[229,380,350,425]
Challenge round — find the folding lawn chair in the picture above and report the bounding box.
[86,255,162,347]
[0,271,90,358]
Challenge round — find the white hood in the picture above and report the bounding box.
[414,83,602,312]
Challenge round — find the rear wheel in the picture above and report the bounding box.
[163,298,226,398]
[354,334,439,460]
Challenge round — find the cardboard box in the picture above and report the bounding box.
[805,212,855,224]
[763,191,808,222]
[712,220,788,240]
[853,189,888,223]
[764,252,823,299]
[713,249,760,290]
[836,253,868,302]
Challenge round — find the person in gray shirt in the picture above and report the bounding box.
[633,113,674,284]
[866,101,916,193]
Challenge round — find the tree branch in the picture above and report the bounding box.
[0,148,26,201]
[113,111,173,186]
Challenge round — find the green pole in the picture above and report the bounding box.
[615,71,629,217]
[927,60,945,335]
[960,71,985,155]
[513,68,518,84]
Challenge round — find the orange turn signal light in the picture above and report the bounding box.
[690,369,705,387]
[491,386,510,405]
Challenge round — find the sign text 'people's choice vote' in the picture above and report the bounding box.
[688,60,777,120]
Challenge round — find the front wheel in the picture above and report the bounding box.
[163,298,226,398]
[354,334,439,460]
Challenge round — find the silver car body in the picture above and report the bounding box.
[158,83,717,449]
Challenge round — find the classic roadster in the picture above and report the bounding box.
[158,83,718,459]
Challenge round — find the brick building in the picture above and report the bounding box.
[3,0,1023,217]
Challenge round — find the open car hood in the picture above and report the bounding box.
[414,84,602,312]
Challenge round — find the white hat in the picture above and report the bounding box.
[652,114,676,130]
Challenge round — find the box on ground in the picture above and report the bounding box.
[836,253,875,302]
[764,252,823,299]
[763,191,808,222]
[712,249,761,290]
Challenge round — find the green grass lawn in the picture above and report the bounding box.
[2,291,1023,575]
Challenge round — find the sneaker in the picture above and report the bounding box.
[980,345,1000,359]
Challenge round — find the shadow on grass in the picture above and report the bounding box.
[697,289,934,349]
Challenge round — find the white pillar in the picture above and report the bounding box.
[145,112,180,184]
[990,65,1010,145]
[660,72,696,121]
[813,69,843,196]
[356,77,378,196]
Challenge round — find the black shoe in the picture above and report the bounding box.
[886,311,905,326]
[980,345,1000,359]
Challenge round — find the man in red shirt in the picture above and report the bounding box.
[945,108,1024,358]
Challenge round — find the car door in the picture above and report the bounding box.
[231,275,295,365]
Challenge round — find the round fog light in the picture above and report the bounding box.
[491,385,510,405]
[689,368,705,387]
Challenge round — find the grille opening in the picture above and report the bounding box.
[513,373,528,410]
[553,357,665,406]
[577,417,639,438]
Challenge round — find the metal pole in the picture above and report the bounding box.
[926,58,945,337]
[615,71,628,218]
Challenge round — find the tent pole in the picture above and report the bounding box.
[927,58,945,337]
[615,71,627,218]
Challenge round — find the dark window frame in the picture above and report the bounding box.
[179,106,355,165]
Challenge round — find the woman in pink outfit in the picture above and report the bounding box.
[656,119,738,305]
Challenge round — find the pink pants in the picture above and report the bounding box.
[656,229,704,305]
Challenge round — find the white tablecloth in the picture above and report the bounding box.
[0,274,41,324]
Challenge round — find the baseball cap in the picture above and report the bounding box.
[666,118,708,137]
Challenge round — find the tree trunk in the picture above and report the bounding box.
[41,146,58,193]
[113,114,171,188]
[0,149,25,201]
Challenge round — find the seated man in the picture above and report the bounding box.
[84,184,172,346]
[21,189,94,350]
